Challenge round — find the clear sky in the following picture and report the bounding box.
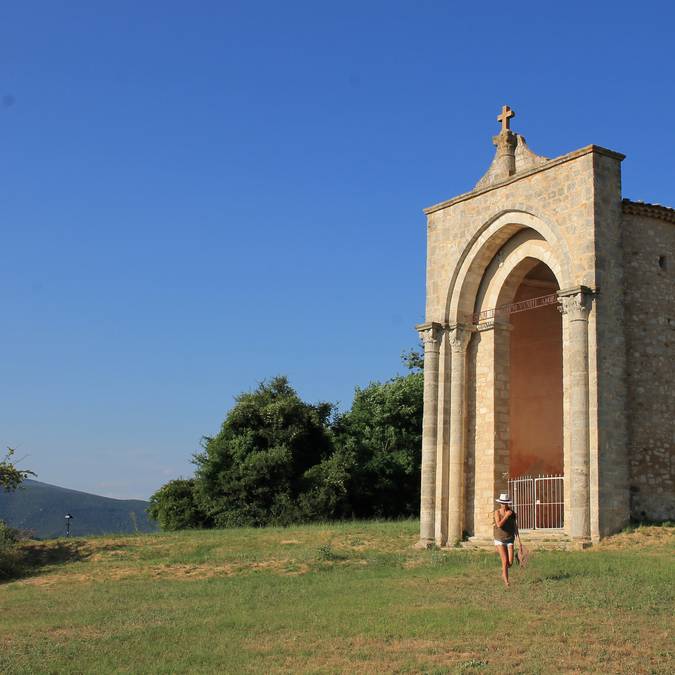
[1,1,673,500]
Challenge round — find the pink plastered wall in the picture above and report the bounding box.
[508,283,564,477]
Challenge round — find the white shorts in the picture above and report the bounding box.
[494,539,514,547]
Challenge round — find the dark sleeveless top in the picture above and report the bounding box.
[494,510,517,542]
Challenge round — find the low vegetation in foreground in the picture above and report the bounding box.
[1,521,673,674]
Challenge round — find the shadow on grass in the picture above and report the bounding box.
[541,571,572,581]
[21,540,91,567]
[527,571,573,584]
[0,540,92,584]
[623,518,674,534]
[316,543,349,562]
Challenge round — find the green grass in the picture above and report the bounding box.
[0,521,673,673]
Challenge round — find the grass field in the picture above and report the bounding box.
[0,521,672,674]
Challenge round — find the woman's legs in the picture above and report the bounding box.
[507,543,515,567]
[495,544,509,587]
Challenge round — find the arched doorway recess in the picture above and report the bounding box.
[501,260,564,531]
[431,219,584,545]
[464,232,568,540]
[508,261,563,479]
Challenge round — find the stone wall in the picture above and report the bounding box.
[592,153,630,537]
[622,209,675,521]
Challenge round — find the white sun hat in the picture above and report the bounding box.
[496,493,512,504]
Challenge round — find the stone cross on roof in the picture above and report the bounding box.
[497,105,515,132]
[474,105,548,189]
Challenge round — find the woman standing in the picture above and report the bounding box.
[494,493,521,587]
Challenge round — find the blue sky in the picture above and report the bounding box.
[1,1,673,499]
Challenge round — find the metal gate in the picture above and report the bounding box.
[508,475,564,530]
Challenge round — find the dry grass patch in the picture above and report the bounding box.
[16,557,321,585]
[46,626,107,641]
[597,524,674,550]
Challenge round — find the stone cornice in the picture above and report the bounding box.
[475,319,513,333]
[424,145,626,216]
[622,199,675,224]
[557,285,594,299]
[415,321,443,332]
[416,322,444,348]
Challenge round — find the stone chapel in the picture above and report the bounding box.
[416,106,674,548]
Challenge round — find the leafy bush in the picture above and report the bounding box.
[333,371,423,518]
[191,376,336,528]
[147,479,211,531]
[149,353,425,530]
[0,448,35,579]
[0,520,22,579]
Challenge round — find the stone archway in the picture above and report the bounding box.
[417,212,593,547]
[445,210,572,325]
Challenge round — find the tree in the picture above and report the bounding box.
[401,347,424,373]
[296,446,354,519]
[0,448,35,492]
[333,368,424,518]
[147,478,210,531]
[192,376,336,527]
[149,349,426,530]
[0,448,34,577]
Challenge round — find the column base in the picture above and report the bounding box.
[571,539,593,550]
[446,532,462,548]
[413,538,436,550]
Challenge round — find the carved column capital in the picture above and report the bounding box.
[492,129,517,154]
[447,324,472,353]
[558,286,593,321]
[491,129,517,177]
[416,322,443,351]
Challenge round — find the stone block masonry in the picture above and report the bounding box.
[622,207,675,522]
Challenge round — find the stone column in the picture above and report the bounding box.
[559,287,592,543]
[415,322,443,548]
[447,324,471,545]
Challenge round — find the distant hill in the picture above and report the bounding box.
[0,479,158,539]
